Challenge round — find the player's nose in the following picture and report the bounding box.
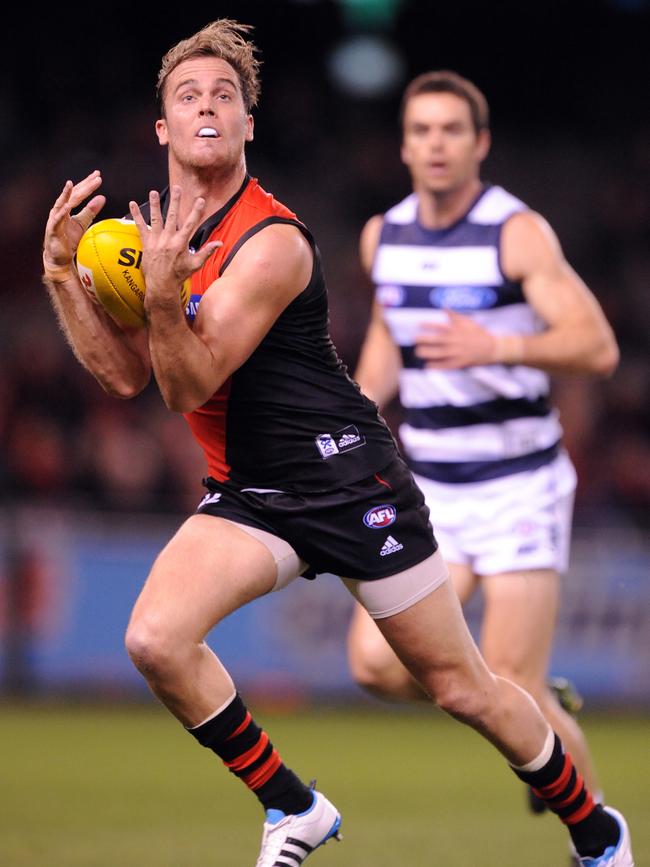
[198,97,216,116]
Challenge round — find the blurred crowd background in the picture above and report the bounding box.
[0,1,649,699]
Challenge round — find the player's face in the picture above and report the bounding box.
[401,92,490,195]
[156,57,254,172]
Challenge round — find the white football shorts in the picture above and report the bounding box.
[412,450,577,576]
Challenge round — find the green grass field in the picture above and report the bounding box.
[1,703,647,866]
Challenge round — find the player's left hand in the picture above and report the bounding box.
[414,310,497,368]
[129,186,221,313]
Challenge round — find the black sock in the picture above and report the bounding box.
[512,734,619,857]
[187,693,313,815]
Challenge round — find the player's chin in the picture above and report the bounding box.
[422,176,454,194]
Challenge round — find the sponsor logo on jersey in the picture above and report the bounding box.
[315,425,366,459]
[429,285,498,310]
[198,492,222,508]
[364,504,397,529]
[380,535,404,556]
[185,294,203,322]
[315,433,339,459]
[377,284,406,307]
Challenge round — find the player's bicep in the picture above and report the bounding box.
[503,212,605,328]
[193,224,312,376]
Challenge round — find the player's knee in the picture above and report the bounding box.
[350,652,401,697]
[429,670,493,724]
[348,636,409,698]
[485,658,540,699]
[125,617,178,679]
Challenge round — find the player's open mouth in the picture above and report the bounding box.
[197,127,220,138]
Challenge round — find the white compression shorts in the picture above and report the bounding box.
[226,520,448,619]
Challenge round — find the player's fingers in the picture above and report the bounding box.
[71,197,105,234]
[149,190,164,232]
[66,171,103,210]
[46,181,75,231]
[129,200,151,241]
[415,344,450,361]
[414,336,447,353]
[424,360,457,369]
[52,180,73,209]
[164,185,181,231]
[178,196,208,243]
[188,241,222,272]
[417,321,450,334]
[85,194,107,218]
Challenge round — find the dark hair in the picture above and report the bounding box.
[400,70,489,134]
[157,19,262,116]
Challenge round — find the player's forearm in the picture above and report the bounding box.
[354,324,401,409]
[43,269,151,398]
[494,323,619,376]
[146,304,223,413]
[354,361,399,409]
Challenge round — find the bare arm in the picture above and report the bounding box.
[353,215,401,408]
[414,211,619,376]
[130,188,312,414]
[499,211,619,374]
[43,172,152,398]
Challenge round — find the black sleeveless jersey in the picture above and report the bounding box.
[172,176,398,492]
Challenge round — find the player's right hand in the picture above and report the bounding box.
[43,170,106,272]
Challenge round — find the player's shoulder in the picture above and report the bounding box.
[502,208,558,250]
[383,192,418,225]
[360,214,384,273]
[468,185,527,224]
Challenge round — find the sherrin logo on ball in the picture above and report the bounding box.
[76,218,190,328]
[363,504,397,529]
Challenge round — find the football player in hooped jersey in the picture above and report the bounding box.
[347,70,633,863]
[42,23,632,866]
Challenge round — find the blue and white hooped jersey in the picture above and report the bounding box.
[373,185,562,484]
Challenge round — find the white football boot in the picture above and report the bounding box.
[576,807,634,867]
[254,790,341,866]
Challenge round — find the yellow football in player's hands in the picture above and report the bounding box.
[76,218,190,328]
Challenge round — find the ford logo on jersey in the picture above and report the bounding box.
[429,285,498,310]
[363,504,397,529]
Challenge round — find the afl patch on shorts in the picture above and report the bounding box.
[196,455,437,581]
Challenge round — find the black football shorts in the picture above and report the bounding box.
[195,455,438,581]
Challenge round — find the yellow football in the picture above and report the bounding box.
[76,218,190,328]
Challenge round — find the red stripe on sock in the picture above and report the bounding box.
[242,749,282,790]
[536,754,572,799]
[552,773,585,810]
[564,793,596,825]
[226,711,252,740]
[225,732,270,773]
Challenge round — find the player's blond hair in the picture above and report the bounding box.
[401,71,489,135]
[157,19,262,115]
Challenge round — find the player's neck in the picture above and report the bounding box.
[168,159,248,225]
[415,178,483,230]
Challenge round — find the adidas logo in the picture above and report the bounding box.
[380,535,404,556]
[199,492,222,508]
[338,433,360,448]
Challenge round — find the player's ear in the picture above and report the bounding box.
[400,138,410,168]
[245,114,254,143]
[156,119,169,146]
[476,128,491,163]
